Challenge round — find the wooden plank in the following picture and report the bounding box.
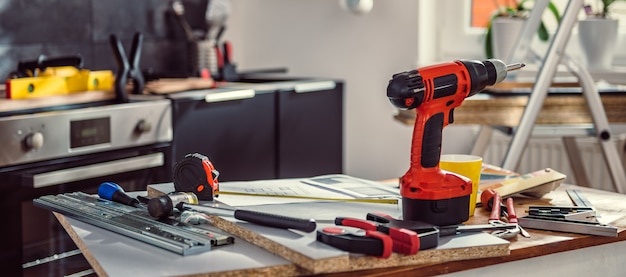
[144,78,215,94]
[54,212,109,277]
[489,81,581,90]
[395,95,626,126]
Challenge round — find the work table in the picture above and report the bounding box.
[53,183,626,276]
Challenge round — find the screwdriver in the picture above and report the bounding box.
[148,194,318,233]
[98,182,141,208]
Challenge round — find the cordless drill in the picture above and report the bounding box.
[387,59,523,226]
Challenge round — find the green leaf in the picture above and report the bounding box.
[537,22,549,41]
[547,1,561,21]
[483,1,562,57]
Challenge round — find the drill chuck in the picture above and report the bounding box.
[461,59,506,98]
[462,59,524,97]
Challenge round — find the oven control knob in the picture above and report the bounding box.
[24,132,44,150]
[135,120,152,134]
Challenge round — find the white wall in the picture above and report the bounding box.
[226,0,421,180]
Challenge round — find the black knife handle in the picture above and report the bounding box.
[234,209,317,233]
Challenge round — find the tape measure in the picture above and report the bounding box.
[173,153,219,201]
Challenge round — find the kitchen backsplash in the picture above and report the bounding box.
[0,0,209,83]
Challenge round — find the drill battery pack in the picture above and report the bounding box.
[402,195,470,226]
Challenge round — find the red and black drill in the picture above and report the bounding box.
[387,59,523,226]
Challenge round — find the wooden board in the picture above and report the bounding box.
[0,89,115,114]
[395,94,626,127]
[147,183,510,275]
[144,78,215,94]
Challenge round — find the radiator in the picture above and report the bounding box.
[483,132,626,192]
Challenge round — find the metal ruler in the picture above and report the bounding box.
[34,192,234,256]
[518,215,618,237]
[517,189,618,237]
[567,189,594,208]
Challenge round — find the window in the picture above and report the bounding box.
[425,0,626,65]
[471,0,500,28]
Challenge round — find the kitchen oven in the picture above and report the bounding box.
[0,98,173,276]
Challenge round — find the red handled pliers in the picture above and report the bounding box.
[334,217,419,255]
[365,212,439,250]
[316,216,420,258]
[316,226,393,258]
[486,190,530,239]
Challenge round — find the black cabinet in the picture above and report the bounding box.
[169,79,343,181]
[277,81,343,178]
[169,88,276,181]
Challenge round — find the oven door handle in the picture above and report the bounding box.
[23,153,164,188]
[204,89,255,103]
[294,80,336,93]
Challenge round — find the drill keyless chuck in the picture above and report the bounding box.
[460,59,523,98]
[486,59,508,85]
[483,59,525,85]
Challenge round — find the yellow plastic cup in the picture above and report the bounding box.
[439,154,483,217]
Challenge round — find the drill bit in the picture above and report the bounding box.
[506,63,525,72]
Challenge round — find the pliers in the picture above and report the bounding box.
[485,189,530,239]
[317,225,393,258]
[316,216,420,258]
[110,32,145,102]
[365,213,439,250]
[335,217,419,255]
[366,212,518,248]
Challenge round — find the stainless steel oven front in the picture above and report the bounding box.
[0,98,173,276]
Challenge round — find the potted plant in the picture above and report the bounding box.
[585,0,621,17]
[484,0,561,59]
[578,0,623,70]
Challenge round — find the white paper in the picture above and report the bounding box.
[218,174,401,204]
